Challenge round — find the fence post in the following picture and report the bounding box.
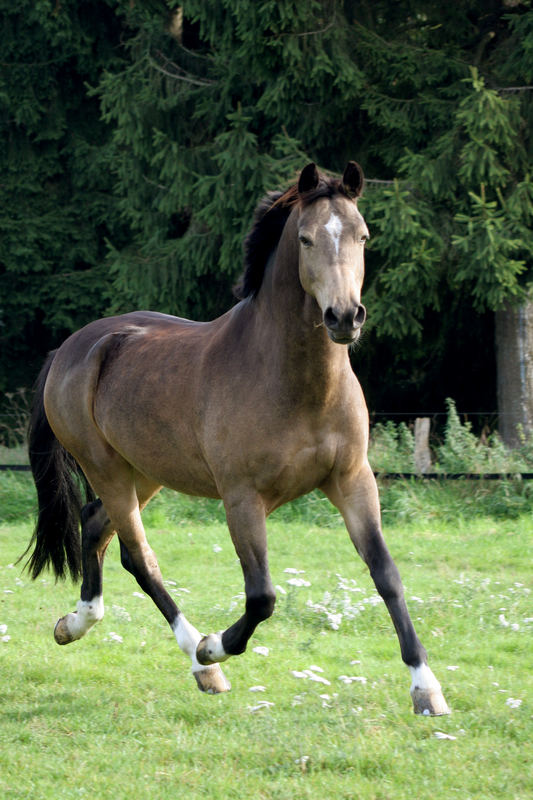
[414,417,432,474]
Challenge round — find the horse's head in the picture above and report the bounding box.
[296,162,368,345]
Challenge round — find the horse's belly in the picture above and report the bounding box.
[212,432,340,512]
[102,423,221,498]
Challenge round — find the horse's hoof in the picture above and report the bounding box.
[196,633,229,665]
[54,615,75,645]
[193,665,231,694]
[411,688,451,716]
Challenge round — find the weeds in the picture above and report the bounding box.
[0,388,30,448]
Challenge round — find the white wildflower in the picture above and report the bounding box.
[249,685,266,692]
[287,578,311,587]
[104,631,123,643]
[434,732,457,740]
[327,612,342,630]
[213,544,222,553]
[506,698,522,709]
[284,568,305,574]
[112,605,131,622]
[306,672,331,686]
[0,624,7,635]
[132,592,145,599]
[252,645,269,657]
[338,675,367,685]
[290,667,331,685]
[248,700,274,713]
[292,694,305,705]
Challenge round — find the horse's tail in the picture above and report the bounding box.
[21,352,95,582]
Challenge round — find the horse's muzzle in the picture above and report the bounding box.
[324,303,366,344]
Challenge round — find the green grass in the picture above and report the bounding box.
[0,476,531,799]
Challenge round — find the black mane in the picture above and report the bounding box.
[233,175,353,300]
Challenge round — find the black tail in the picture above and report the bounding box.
[21,352,96,581]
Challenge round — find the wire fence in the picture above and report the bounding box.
[3,464,533,480]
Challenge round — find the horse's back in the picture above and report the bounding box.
[42,311,221,493]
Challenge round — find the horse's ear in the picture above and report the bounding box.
[298,163,320,194]
[342,161,364,198]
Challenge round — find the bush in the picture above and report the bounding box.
[368,420,414,473]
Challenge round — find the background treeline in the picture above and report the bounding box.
[1,0,532,435]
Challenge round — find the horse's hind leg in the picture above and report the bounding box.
[325,464,450,716]
[54,499,113,644]
[103,476,230,694]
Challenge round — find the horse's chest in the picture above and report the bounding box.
[243,428,340,505]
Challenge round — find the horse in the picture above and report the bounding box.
[23,162,450,715]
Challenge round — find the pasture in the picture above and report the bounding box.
[0,474,531,799]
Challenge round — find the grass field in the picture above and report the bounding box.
[0,475,531,799]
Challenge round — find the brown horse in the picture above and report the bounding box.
[23,162,449,714]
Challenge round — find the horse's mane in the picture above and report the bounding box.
[233,175,352,300]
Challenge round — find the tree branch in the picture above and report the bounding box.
[149,51,216,87]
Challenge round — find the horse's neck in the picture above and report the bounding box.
[253,214,351,398]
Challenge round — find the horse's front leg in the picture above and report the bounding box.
[324,464,450,716]
[196,492,276,665]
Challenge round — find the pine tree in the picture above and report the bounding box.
[2,0,532,441]
[0,0,128,392]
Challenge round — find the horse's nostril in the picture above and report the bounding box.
[355,303,366,327]
[324,307,339,328]
[324,304,366,331]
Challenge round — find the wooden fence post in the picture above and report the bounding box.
[414,417,432,474]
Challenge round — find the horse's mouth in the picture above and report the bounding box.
[327,329,361,345]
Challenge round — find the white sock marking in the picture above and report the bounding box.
[173,613,209,673]
[325,213,343,256]
[66,596,104,638]
[409,663,442,693]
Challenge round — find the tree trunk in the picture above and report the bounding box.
[495,296,533,448]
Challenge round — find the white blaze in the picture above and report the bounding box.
[325,213,343,256]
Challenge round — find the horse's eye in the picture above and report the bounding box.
[299,234,313,248]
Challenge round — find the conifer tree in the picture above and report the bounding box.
[1,0,532,442]
[0,0,128,392]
